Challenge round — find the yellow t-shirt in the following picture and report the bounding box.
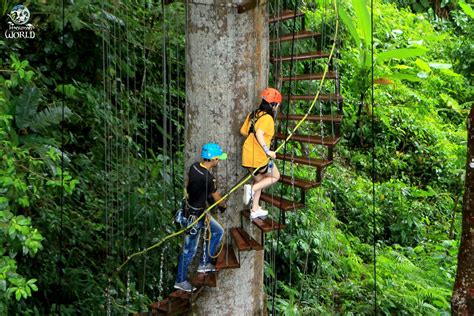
[240,112,274,168]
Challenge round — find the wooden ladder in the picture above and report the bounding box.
[266,7,343,212]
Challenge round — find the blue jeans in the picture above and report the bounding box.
[175,215,224,283]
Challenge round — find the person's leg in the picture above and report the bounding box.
[200,215,224,266]
[251,164,280,210]
[251,173,265,212]
[175,221,202,283]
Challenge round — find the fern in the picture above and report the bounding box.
[29,106,72,132]
[14,86,41,129]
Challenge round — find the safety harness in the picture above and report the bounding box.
[248,110,271,136]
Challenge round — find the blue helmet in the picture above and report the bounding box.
[201,143,227,160]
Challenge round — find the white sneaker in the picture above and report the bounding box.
[243,184,254,206]
[250,207,268,219]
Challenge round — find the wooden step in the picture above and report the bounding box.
[242,209,285,232]
[151,298,191,315]
[260,192,305,211]
[275,132,340,146]
[270,30,320,44]
[269,10,304,23]
[282,94,343,102]
[280,71,337,81]
[235,227,263,251]
[271,51,330,63]
[168,288,203,302]
[231,227,251,251]
[192,272,217,288]
[216,244,240,270]
[277,114,343,123]
[279,174,320,190]
[276,153,332,168]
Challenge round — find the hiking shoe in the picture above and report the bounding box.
[250,207,268,219]
[243,184,254,206]
[174,281,197,292]
[197,263,217,273]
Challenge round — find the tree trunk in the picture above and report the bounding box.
[185,0,268,314]
[452,106,474,315]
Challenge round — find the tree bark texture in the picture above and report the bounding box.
[452,106,474,315]
[185,0,269,314]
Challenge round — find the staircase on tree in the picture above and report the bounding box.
[141,4,343,315]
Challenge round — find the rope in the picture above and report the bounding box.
[57,0,66,314]
[116,0,340,274]
[371,0,377,312]
[141,0,149,295]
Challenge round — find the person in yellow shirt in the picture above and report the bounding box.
[240,88,282,219]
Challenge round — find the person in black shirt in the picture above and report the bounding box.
[174,143,227,292]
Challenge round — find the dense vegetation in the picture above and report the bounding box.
[0,0,472,314]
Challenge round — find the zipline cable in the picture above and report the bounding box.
[116,0,340,274]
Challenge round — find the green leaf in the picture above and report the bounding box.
[417,72,429,79]
[14,87,41,129]
[376,48,427,64]
[352,0,372,47]
[0,280,6,291]
[428,63,452,69]
[29,106,73,132]
[415,59,431,73]
[28,283,38,291]
[55,84,77,98]
[459,0,474,19]
[338,5,361,47]
[15,290,21,301]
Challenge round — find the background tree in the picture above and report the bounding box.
[452,105,474,315]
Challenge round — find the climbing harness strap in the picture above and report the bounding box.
[248,111,270,136]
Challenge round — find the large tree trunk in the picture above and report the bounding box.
[452,106,474,315]
[185,0,268,314]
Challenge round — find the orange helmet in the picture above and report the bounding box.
[260,87,282,104]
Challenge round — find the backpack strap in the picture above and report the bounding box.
[248,110,270,136]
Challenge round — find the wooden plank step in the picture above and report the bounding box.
[270,30,320,44]
[236,227,263,251]
[279,174,320,190]
[168,287,203,302]
[275,132,340,146]
[269,10,304,23]
[231,227,251,251]
[276,153,332,168]
[271,51,330,63]
[237,0,258,13]
[242,209,285,232]
[260,192,305,211]
[282,94,343,102]
[152,298,191,315]
[277,114,343,123]
[192,272,217,288]
[216,244,240,270]
[280,71,337,81]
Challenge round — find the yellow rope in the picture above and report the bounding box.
[205,215,225,259]
[116,0,339,273]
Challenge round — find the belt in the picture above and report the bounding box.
[187,202,204,212]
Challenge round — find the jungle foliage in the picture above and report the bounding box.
[0,0,472,314]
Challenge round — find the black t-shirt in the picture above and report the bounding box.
[186,162,217,211]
